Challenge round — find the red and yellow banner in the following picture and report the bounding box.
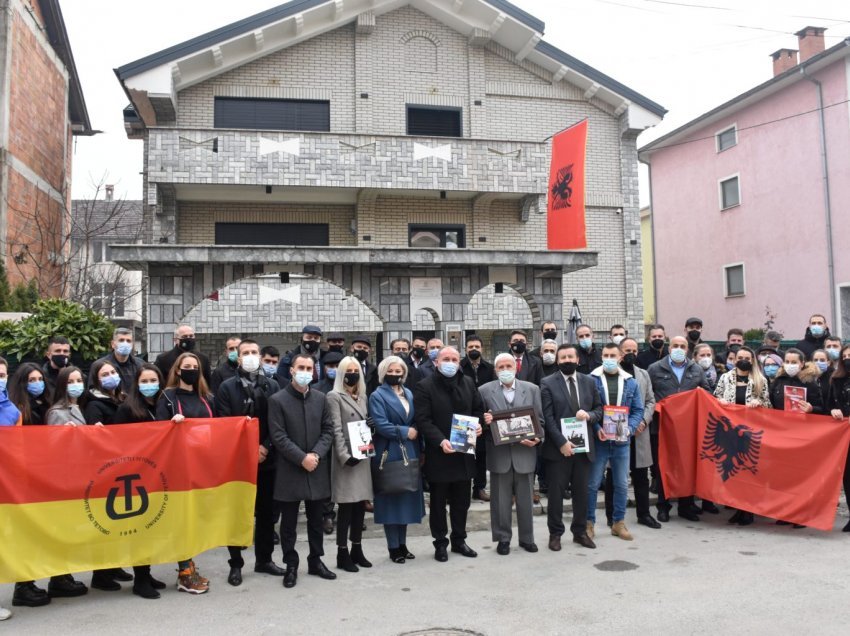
[547,119,588,250]
[0,418,258,583]
[658,390,850,531]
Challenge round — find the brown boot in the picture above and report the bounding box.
[611,521,633,541]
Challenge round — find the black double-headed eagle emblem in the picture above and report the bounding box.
[550,163,574,210]
[700,412,763,482]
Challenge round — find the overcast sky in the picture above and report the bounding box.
[63,0,850,202]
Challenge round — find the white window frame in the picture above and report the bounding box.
[715,123,738,152]
[718,173,741,211]
[724,262,746,298]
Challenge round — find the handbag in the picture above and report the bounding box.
[371,441,420,496]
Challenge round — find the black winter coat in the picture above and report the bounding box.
[83,392,120,425]
[154,347,212,386]
[155,388,215,419]
[211,359,239,393]
[828,374,850,416]
[794,328,830,361]
[577,346,602,375]
[216,372,280,472]
[769,364,824,414]
[637,345,668,370]
[460,357,495,389]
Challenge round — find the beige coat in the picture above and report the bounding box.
[327,390,374,503]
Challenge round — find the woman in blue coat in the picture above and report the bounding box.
[369,356,425,564]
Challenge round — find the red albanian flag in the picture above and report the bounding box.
[547,119,588,250]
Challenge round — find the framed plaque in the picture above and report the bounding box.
[490,407,542,446]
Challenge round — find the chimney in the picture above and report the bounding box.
[770,48,798,77]
[105,184,114,202]
[796,26,826,63]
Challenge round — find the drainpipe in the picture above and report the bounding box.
[800,66,837,331]
[642,159,659,328]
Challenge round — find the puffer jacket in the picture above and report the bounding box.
[769,363,824,413]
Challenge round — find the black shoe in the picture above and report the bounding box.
[47,575,88,598]
[132,576,161,600]
[451,543,478,558]
[283,567,297,588]
[91,571,121,592]
[273,530,280,545]
[702,502,720,514]
[399,544,415,560]
[434,545,448,562]
[389,548,406,564]
[254,561,286,576]
[843,520,850,532]
[737,512,755,526]
[572,534,596,549]
[336,548,359,573]
[350,543,372,568]
[308,560,337,580]
[792,524,805,529]
[149,574,166,590]
[637,515,662,529]
[518,542,539,553]
[322,516,334,535]
[776,519,792,526]
[563,488,572,500]
[657,509,670,523]
[606,518,613,528]
[649,477,658,494]
[13,582,50,607]
[678,510,701,522]
[227,567,242,586]
[496,541,510,555]
[108,567,134,582]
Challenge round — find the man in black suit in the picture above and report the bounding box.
[350,336,379,394]
[404,336,428,389]
[575,324,602,375]
[636,324,668,371]
[154,324,212,385]
[461,334,496,502]
[540,344,603,551]
[509,330,543,386]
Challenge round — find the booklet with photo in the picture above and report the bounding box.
[784,386,807,413]
[560,417,589,454]
[345,420,376,460]
[602,405,630,442]
[450,414,479,455]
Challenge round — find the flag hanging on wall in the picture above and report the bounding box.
[547,119,588,250]
[657,390,850,531]
[0,417,258,583]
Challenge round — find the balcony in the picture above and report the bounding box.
[145,128,550,195]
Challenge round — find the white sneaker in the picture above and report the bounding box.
[0,606,11,621]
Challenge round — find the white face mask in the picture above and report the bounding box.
[241,354,261,373]
[612,335,625,346]
[697,357,713,370]
[784,363,800,378]
[542,352,556,365]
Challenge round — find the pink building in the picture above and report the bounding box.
[640,29,850,341]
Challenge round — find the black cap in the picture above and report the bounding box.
[685,317,703,327]
[302,325,323,336]
[326,332,345,341]
[322,351,344,365]
[351,335,371,347]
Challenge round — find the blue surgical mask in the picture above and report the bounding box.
[498,370,515,385]
[810,325,824,337]
[139,383,160,398]
[816,361,829,373]
[579,337,592,350]
[101,374,121,391]
[763,364,779,378]
[602,359,619,374]
[325,368,337,380]
[439,362,458,378]
[67,383,84,399]
[294,371,313,387]
[827,348,840,361]
[228,350,238,364]
[262,364,278,377]
[0,379,6,393]
[116,342,133,357]
[726,362,735,371]
[670,349,687,364]
[428,349,439,361]
[27,381,45,397]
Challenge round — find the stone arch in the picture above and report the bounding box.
[465,283,538,332]
[412,306,439,332]
[401,30,439,73]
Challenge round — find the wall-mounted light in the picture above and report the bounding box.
[279,272,289,284]
[265,185,273,194]
[439,190,447,199]
[495,282,504,294]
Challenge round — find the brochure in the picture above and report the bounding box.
[784,386,807,413]
[450,414,479,454]
[560,417,589,454]
[345,420,376,460]
[602,405,630,442]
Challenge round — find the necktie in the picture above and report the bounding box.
[516,356,523,374]
[568,376,579,413]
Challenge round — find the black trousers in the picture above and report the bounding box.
[336,502,365,547]
[649,433,659,480]
[604,441,650,521]
[322,500,336,520]
[657,473,694,512]
[278,499,326,569]
[429,480,471,547]
[227,469,276,568]
[545,457,589,537]
[473,435,488,492]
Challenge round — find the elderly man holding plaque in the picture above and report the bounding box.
[479,353,544,555]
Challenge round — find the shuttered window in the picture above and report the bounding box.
[406,106,462,137]
[214,98,330,132]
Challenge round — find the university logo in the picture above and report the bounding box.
[550,163,574,210]
[105,475,149,520]
[700,412,763,481]
[84,457,168,536]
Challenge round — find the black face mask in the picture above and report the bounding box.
[328,344,344,353]
[179,369,200,386]
[353,349,369,363]
[543,330,557,340]
[302,340,320,354]
[411,347,425,360]
[467,349,481,361]
[51,354,69,369]
[650,339,665,350]
[385,375,403,386]
[559,362,578,375]
[621,353,637,369]
[687,330,702,342]
[510,342,527,355]
[843,359,850,373]
[344,372,360,387]
[736,360,753,372]
[178,338,195,352]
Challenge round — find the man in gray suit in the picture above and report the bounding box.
[479,354,544,555]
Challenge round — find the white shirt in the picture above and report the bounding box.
[501,381,516,405]
[561,372,581,405]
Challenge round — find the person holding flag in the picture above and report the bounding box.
[828,344,850,532]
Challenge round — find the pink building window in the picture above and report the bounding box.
[719,175,741,210]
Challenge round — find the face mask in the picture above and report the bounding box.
[101,374,121,391]
[27,381,45,397]
[542,352,556,366]
[843,359,850,373]
[353,349,369,363]
[0,379,6,393]
[650,339,665,350]
[328,344,344,354]
[810,325,825,337]
[139,383,160,398]
[241,354,260,373]
[736,360,753,373]
[325,368,337,380]
[178,338,195,352]
[294,371,313,387]
[827,348,840,361]
[815,361,829,373]
[412,347,425,360]
[784,363,800,378]
[602,359,619,374]
[763,364,779,378]
[559,362,578,375]
[428,349,439,361]
[385,374,403,386]
[116,342,133,357]
[179,369,200,385]
[263,364,278,377]
[228,350,238,364]
[498,370,516,385]
[687,330,701,342]
[728,344,742,354]
[543,330,557,340]
[67,383,84,399]
[302,340,320,354]
[438,362,458,378]
[51,354,69,369]
[344,372,360,387]
[578,337,592,351]
[612,335,625,346]
[697,357,713,370]
[510,342,526,355]
[670,348,687,364]
[726,362,735,371]
[621,353,637,369]
[467,349,481,361]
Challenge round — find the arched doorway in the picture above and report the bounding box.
[465,283,536,357]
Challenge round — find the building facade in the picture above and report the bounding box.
[0,0,93,292]
[640,29,850,341]
[112,0,664,357]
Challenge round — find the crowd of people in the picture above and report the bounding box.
[1,314,849,620]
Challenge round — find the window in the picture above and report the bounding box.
[719,175,740,210]
[716,125,737,152]
[724,264,745,297]
[214,98,330,132]
[90,241,111,263]
[406,106,462,137]
[92,282,126,318]
[214,223,330,246]
[409,225,465,249]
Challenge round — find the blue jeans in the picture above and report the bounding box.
[587,442,630,524]
[384,524,408,549]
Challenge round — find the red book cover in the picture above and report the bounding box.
[602,405,630,441]
[784,386,807,412]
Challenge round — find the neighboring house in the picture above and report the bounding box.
[640,28,850,340]
[70,186,144,322]
[111,0,665,357]
[640,206,655,327]
[0,0,94,293]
